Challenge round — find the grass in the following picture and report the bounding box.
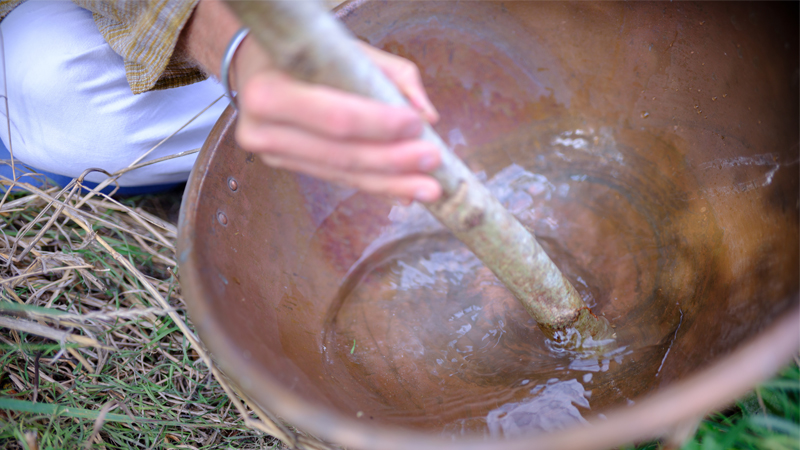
[625,361,799,450]
[0,172,293,449]
[0,168,795,450]
[685,363,800,450]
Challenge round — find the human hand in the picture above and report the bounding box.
[232,39,443,204]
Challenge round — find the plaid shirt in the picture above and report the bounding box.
[1,0,206,94]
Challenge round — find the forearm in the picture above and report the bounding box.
[179,0,261,87]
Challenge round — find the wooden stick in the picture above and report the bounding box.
[227,1,611,339]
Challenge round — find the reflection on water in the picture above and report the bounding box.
[486,379,589,437]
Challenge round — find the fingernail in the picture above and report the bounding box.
[414,188,438,203]
[399,117,423,139]
[418,153,438,172]
[428,106,440,123]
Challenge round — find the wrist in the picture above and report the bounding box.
[230,34,270,93]
[180,0,243,79]
[221,28,250,103]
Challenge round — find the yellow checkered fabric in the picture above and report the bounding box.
[0,1,22,24]
[1,0,206,94]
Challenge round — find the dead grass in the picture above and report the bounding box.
[0,162,330,449]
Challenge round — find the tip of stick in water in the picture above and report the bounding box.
[539,307,616,344]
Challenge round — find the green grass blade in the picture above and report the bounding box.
[749,415,800,438]
[0,301,68,316]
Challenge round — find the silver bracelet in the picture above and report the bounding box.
[221,27,250,109]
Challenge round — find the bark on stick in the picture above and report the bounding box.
[227,1,611,339]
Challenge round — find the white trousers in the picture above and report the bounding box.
[0,1,228,187]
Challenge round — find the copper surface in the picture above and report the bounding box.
[178,2,799,449]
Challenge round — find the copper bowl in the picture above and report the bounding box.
[178,2,799,449]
